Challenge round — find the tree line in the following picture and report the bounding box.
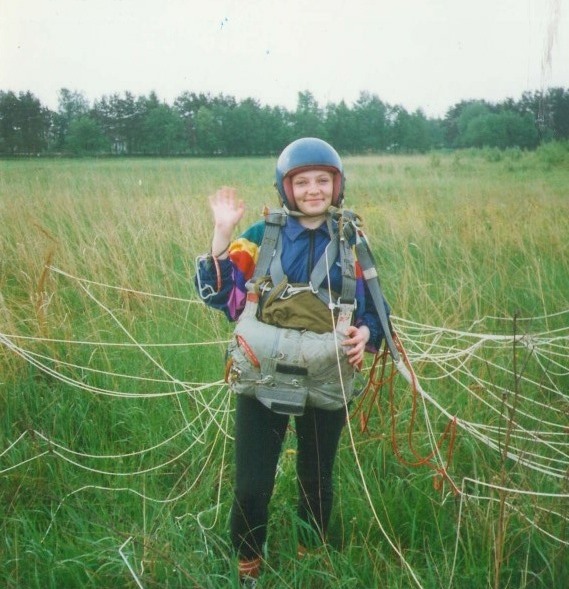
[1,87,568,157]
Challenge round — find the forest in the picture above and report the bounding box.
[1,86,568,156]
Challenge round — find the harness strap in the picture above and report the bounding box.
[244,206,398,360]
[247,207,387,339]
[353,232,400,362]
[270,232,357,324]
[334,211,357,305]
[257,207,358,304]
[269,225,342,299]
[251,208,287,283]
[269,231,286,287]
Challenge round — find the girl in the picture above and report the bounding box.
[195,137,387,585]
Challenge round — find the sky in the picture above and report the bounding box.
[1,0,568,118]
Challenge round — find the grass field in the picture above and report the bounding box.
[1,148,568,588]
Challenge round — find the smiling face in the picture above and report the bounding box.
[290,169,335,223]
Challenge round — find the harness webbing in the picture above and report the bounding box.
[250,208,356,309]
[248,206,399,362]
[252,209,286,283]
[353,233,400,362]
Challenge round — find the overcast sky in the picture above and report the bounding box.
[1,0,568,117]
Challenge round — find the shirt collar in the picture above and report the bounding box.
[283,215,332,241]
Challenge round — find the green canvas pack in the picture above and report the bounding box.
[256,276,339,334]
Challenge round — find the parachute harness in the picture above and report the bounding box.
[198,204,459,490]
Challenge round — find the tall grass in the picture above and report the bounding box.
[1,151,568,588]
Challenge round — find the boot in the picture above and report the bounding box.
[238,556,261,587]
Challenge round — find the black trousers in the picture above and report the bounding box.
[230,394,346,559]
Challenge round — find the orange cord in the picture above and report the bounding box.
[352,332,460,495]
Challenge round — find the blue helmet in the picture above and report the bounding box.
[275,137,345,210]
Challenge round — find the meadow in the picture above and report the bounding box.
[1,148,568,588]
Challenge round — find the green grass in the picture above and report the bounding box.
[1,151,568,588]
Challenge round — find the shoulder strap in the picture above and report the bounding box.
[353,232,400,362]
[250,207,287,284]
[309,211,356,307]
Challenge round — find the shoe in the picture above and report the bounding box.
[238,556,261,587]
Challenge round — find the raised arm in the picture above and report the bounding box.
[209,186,246,259]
